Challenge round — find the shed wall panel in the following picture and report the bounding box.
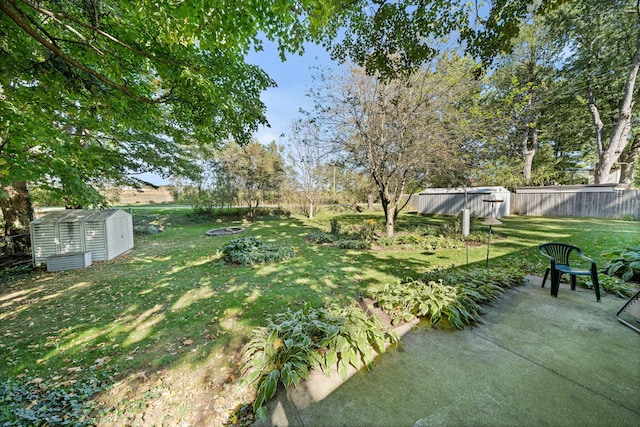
[85,222,108,261]
[58,223,83,254]
[31,224,58,266]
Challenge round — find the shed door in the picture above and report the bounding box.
[110,217,132,259]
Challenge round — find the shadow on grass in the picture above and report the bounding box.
[0,211,638,422]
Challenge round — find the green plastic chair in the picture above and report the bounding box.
[538,243,601,302]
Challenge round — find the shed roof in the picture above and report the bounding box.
[418,186,509,195]
[514,184,622,194]
[32,209,126,225]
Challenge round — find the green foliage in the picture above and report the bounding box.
[220,237,295,265]
[593,275,639,299]
[307,232,336,244]
[330,218,341,236]
[336,240,370,250]
[241,303,398,419]
[358,219,378,242]
[0,377,104,426]
[601,247,640,282]
[374,268,525,329]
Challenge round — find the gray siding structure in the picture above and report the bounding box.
[418,187,511,218]
[30,209,133,267]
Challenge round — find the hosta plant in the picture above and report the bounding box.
[240,303,398,419]
[374,267,524,329]
[220,236,295,265]
[601,246,640,282]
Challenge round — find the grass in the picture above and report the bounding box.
[1,207,638,424]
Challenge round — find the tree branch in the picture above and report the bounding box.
[1,0,166,103]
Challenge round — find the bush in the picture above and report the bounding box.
[241,303,399,419]
[358,219,378,242]
[307,232,336,244]
[376,236,395,247]
[336,240,370,250]
[221,237,295,265]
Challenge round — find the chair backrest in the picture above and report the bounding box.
[539,243,580,266]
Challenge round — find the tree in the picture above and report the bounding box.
[286,118,329,219]
[220,141,286,221]
[484,22,559,185]
[312,56,481,237]
[1,0,565,238]
[547,0,640,183]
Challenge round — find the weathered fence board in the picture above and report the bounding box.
[512,187,639,219]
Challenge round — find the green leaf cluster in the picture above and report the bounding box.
[306,231,336,244]
[601,247,640,282]
[220,237,295,266]
[374,268,525,329]
[0,377,105,426]
[240,302,398,419]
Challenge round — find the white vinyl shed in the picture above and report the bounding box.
[30,209,133,267]
[418,187,511,218]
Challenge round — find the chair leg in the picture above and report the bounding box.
[591,267,601,302]
[550,270,560,297]
[542,268,550,288]
[570,275,577,290]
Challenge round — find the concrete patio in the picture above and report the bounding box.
[256,276,640,426]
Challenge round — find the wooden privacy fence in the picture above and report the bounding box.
[512,185,640,220]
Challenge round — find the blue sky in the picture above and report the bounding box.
[246,39,336,146]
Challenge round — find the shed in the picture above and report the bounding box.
[30,209,133,267]
[418,187,511,218]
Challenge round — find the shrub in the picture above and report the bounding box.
[358,219,378,242]
[336,240,370,250]
[307,232,336,244]
[241,303,399,419]
[221,237,295,265]
[396,234,425,248]
[376,236,395,247]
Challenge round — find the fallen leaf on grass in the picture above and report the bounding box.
[183,339,193,346]
[67,366,83,373]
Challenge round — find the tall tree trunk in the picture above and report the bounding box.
[619,134,640,186]
[593,28,640,184]
[0,181,34,255]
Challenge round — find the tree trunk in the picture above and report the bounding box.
[522,128,538,186]
[593,28,640,184]
[619,134,640,186]
[380,187,395,237]
[0,181,34,255]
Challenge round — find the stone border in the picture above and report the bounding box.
[205,227,245,236]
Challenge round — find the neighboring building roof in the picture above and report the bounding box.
[418,186,510,195]
[514,184,622,193]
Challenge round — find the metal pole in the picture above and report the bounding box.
[485,225,492,267]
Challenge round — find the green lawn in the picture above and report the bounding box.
[1,208,638,424]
